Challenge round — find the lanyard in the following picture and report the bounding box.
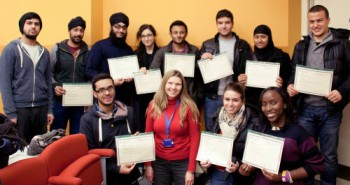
[164,99,180,136]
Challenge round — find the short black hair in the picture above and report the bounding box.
[216,9,234,22]
[308,5,329,18]
[92,73,114,91]
[19,12,42,34]
[169,20,188,33]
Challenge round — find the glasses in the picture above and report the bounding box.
[95,86,114,94]
[141,34,154,39]
[114,24,127,31]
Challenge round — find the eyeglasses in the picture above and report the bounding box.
[95,86,114,94]
[114,24,127,31]
[141,34,154,39]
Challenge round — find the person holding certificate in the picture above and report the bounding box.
[85,12,134,106]
[144,70,200,185]
[150,20,204,107]
[287,5,350,185]
[200,82,260,185]
[200,9,252,131]
[250,87,323,185]
[134,24,159,132]
[80,73,140,185]
[238,25,291,108]
[50,16,88,134]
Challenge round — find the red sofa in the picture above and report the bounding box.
[0,134,114,185]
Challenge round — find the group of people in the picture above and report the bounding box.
[0,4,349,185]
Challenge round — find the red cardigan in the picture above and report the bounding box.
[145,98,200,172]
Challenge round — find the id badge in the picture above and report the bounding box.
[162,138,174,148]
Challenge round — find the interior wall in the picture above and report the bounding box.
[103,0,292,52]
[0,0,92,51]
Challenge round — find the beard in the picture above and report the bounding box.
[24,33,38,40]
[109,30,128,48]
[70,36,83,45]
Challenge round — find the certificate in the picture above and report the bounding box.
[108,55,139,79]
[133,69,162,94]
[198,53,233,84]
[196,132,234,167]
[62,83,93,106]
[115,133,155,165]
[164,53,195,77]
[245,60,280,88]
[242,130,284,174]
[294,65,333,96]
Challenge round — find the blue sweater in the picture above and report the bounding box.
[0,39,53,119]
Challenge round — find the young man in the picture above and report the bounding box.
[200,9,252,131]
[287,5,350,185]
[80,73,140,185]
[85,12,134,106]
[150,20,203,107]
[50,16,89,134]
[0,12,54,143]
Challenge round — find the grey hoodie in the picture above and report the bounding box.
[0,39,53,119]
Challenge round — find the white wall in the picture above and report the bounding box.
[302,0,350,167]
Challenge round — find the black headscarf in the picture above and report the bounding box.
[253,24,275,61]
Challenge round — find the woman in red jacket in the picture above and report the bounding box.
[145,70,200,185]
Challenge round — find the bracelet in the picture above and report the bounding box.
[282,170,293,183]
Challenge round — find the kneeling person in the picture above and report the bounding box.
[80,73,140,185]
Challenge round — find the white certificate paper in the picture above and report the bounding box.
[243,130,284,174]
[62,83,93,106]
[164,53,195,77]
[108,55,140,79]
[245,60,280,88]
[115,133,155,165]
[196,132,234,167]
[133,69,162,94]
[198,53,233,84]
[294,66,333,96]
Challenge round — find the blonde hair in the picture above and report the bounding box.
[148,70,199,126]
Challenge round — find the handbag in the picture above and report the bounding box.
[27,129,66,155]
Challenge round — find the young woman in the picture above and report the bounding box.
[238,24,291,108]
[134,24,159,132]
[145,70,200,185]
[200,82,260,185]
[249,87,323,185]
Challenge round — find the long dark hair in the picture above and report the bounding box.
[259,87,296,127]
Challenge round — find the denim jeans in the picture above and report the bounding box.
[204,96,223,131]
[51,99,84,134]
[210,168,233,185]
[298,104,342,185]
[153,157,188,185]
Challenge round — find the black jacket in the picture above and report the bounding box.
[51,39,89,91]
[288,29,350,113]
[209,105,260,185]
[200,32,252,100]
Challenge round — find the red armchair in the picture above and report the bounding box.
[0,134,115,185]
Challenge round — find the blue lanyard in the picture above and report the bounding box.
[164,99,180,136]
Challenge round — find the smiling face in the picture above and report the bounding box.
[140,28,155,47]
[69,26,85,45]
[216,17,233,38]
[93,79,115,107]
[165,76,182,100]
[112,22,127,38]
[223,90,244,118]
[261,90,286,127]
[308,10,330,41]
[254,33,269,49]
[170,25,187,45]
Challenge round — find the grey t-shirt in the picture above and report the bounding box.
[218,36,236,95]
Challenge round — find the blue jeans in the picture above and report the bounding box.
[210,168,233,185]
[204,96,223,131]
[51,99,84,134]
[298,105,342,185]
